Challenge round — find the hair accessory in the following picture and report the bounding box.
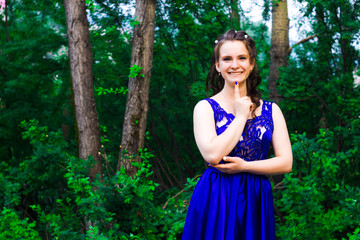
[215,40,218,44]
[244,34,248,39]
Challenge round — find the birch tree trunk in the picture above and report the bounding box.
[64,0,102,180]
[117,0,156,176]
[269,0,289,103]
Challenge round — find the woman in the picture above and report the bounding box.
[182,30,293,240]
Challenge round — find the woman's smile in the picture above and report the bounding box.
[216,40,254,85]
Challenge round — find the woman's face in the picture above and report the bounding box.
[216,40,254,86]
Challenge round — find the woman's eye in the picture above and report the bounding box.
[240,57,246,60]
[223,58,231,61]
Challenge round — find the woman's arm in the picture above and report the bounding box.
[194,84,253,165]
[193,101,247,165]
[210,103,293,175]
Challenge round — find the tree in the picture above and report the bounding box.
[269,0,289,103]
[64,0,102,180]
[117,0,156,176]
[0,0,68,164]
[272,1,360,236]
[230,0,241,30]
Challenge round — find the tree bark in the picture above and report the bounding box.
[117,0,156,176]
[64,0,102,180]
[5,0,9,42]
[230,0,241,30]
[269,0,289,103]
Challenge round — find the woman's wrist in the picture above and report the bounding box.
[234,114,248,124]
[242,160,250,172]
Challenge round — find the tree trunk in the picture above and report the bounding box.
[269,0,289,103]
[64,0,102,180]
[336,3,354,152]
[4,0,9,42]
[230,0,241,30]
[117,0,156,176]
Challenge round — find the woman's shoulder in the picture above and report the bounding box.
[261,99,281,111]
[194,98,214,114]
[193,98,218,124]
[261,100,284,121]
[259,100,284,120]
[261,99,274,105]
[195,96,221,109]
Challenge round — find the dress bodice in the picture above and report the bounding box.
[205,98,274,161]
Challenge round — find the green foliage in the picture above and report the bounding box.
[96,86,128,96]
[128,64,145,78]
[275,127,360,240]
[277,0,360,138]
[0,208,41,239]
[0,0,70,164]
[87,1,132,156]
[19,119,71,207]
[5,120,360,239]
[2,0,360,239]
[159,177,199,240]
[130,17,140,28]
[3,120,198,239]
[0,163,22,208]
[343,228,360,240]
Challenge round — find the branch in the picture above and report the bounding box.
[162,174,202,209]
[288,34,317,54]
[281,93,341,119]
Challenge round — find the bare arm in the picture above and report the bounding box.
[194,83,252,165]
[210,103,293,175]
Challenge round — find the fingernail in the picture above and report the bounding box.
[235,82,238,85]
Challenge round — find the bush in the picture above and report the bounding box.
[0,208,41,239]
[5,119,359,239]
[274,128,360,240]
[8,120,196,239]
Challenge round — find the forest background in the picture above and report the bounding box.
[0,0,360,239]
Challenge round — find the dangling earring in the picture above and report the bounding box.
[218,72,221,76]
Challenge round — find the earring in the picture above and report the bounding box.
[218,72,221,76]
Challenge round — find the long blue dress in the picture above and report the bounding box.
[182,98,275,240]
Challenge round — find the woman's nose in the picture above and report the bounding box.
[231,60,240,68]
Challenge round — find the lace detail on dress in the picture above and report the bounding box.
[205,98,274,162]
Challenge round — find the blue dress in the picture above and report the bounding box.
[182,98,275,240]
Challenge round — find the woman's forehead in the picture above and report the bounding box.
[219,41,249,56]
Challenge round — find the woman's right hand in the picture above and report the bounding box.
[234,82,253,120]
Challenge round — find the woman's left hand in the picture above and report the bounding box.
[210,156,247,174]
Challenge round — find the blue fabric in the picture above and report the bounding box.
[182,98,275,240]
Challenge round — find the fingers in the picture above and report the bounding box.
[209,157,234,168]
[234,81,240,99]
[234,81,247,99]
[211,163,234,172]
[233,81,253,118]
[210,156,246,174]
[210,156,239,167]
[223,156,236,162]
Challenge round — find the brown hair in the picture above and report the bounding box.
[206,29,261,117]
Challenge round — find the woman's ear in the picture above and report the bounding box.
[215,62,220,72]
[250,61,255,71]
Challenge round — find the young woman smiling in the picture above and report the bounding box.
[182,29,293,240]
